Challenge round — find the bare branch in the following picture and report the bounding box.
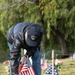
[0,0,36,10]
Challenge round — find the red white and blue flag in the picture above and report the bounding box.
[19,60,35,75]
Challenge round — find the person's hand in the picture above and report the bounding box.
[20,55,28,65]
[18,55,28,72]
[12,74,18,75]
[13,74,18,75]
[12,73,18,75]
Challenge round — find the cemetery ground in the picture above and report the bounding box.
[0,58,75,75]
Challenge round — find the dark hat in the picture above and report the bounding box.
[25,26,42,47]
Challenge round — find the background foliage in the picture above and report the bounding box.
[0,0,75,60]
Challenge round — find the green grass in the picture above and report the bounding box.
[0,63,9,75]
[58,58,75,75]
[0,58,75,75]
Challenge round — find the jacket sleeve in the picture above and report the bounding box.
[10,38,21,74]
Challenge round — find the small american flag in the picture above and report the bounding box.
[45,63,58,75]
[19,59,35,75]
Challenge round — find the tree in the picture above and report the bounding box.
[40,0,75,54]
[0,0,42,51]
[0,0,75,55]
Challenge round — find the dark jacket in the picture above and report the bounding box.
[6,22,44,74]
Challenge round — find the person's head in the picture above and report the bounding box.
[25,24,44,47]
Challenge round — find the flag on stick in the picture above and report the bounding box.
[19,58,35,75]
[45,63,58,75]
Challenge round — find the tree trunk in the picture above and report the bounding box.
[58,35,69,54]
[51,26,69,54]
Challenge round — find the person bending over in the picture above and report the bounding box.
[6,22,44,75]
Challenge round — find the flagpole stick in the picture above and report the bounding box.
[52,50,54,75]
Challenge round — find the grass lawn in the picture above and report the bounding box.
[58,58,75,75]
[0,58,75,75]
[0,63,9,75]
